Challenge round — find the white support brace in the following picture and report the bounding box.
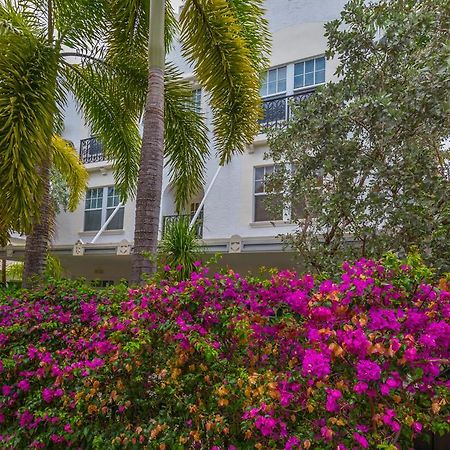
[91,202,123,244]
[189,165,222,228]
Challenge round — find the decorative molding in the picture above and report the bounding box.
[116,240,132,256]
[73,240,85,256]
[229,235,242,254]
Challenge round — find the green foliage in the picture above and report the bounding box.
[180,0,270,164]
[5,254,63,282]
[158,215,201,281]
[269,0,450,276]
[0,258,448,448]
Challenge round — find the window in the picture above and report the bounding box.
[254,166,283,222]
[260,66,287,97]
[192,88,202,112]
[294,56,325,90]
[84,186,124,231]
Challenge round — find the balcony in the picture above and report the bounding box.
[80,137,105,164]
[259,89,315,131]
[162,212,203,238]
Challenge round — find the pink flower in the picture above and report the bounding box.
[356,360,381,382]
[353,432,369,448]
[412,422,423,433]
[325,389,342,412]
[18,379,30,392]
[353,381,368,394]
[42,388,54,403]
[2,385,12,396]
[301,349,330,379]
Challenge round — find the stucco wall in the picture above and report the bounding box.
[54,0,347,247]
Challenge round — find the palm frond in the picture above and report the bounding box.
[0,21,57,244]
[105,0,177,72]
[51,134,88,211]
[0,0,47,38]
[53,0,107,49]
[179,0,269,164]
[62,61,142,200]
[165,64,209,212]
[226,0,270,74]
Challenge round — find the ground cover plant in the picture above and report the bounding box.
[0,255,449,449]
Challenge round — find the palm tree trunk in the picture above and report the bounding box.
[131,0,166,284]
[23,161,51,288]
[22,0,54,289]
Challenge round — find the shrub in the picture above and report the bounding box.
[0,258,449,449]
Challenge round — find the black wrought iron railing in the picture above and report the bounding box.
[162,212,204,238]
[80,137,105,164]
[259,89,315,131]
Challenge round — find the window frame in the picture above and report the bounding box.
[293,56,326,91]
[84,186,124,232]
[260,65,288,98]
[253,165,285,222]
[253,164,312,223]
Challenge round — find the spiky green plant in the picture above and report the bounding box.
[159,216,201,281]
[6,254,63,282]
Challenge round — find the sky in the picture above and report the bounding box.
[171,0,183,12]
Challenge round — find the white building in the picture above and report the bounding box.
[3,0,348,283]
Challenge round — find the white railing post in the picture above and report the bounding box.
[189,165,222,228]
[91,202,123,244]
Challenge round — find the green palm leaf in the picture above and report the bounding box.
[0,14,57,243]
[165,64,209,212]
[51,134,88,211]
[179,0,269,164]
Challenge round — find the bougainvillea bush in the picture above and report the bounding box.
[0,257,449,449]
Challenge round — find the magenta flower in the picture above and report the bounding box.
[325,389,342,412]
[301,349,330,379]
[353,432,369,448]
[2,385,12,396]
[42,388,54,403]
[18,379,30,392]
[356,360,381,382]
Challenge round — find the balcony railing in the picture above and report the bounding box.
[259,89,315,131]
[80,137,105,164]
[162,212,203,238]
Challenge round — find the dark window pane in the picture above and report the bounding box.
[268,69,277,82]
[316,69,325,84]
[254,196,271,222]
[292,196,306,220]
[84,210,102,231]
[294,62,304,76]
[315,57,325,71]
[106,207,124,230]
[254,195,282,222]
[305,72,314,86]
[255,180,264,193]
[268,81,277,95]
[305,59,314,73]
[255,167,265,181]
[294,75,304,89]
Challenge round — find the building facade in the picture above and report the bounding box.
[3,0,348,282]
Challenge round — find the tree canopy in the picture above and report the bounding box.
[268,0,450,274]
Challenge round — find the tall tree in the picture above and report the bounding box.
[0,0,140,286]
[97,0,270,283]
[268,0,450,275]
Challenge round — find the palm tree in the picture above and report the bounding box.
[94,0,270,283]
[0,0,141,287]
